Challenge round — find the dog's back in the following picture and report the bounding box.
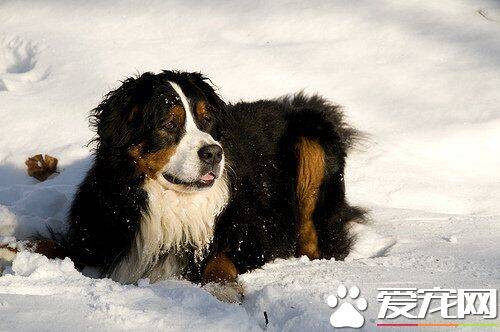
[209,93,365,274]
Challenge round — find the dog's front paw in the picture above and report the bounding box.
[203,281,245,304]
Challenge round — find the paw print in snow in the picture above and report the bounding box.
[0,37,48,92]
[327,284,367,328]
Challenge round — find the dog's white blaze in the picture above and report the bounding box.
[166,81,220,182]
[111,81,229,284]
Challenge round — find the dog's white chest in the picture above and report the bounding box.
[143,178,229,255]
[111,177,229,284]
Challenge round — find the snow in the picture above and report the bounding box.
[0,0,499,330]
[0,252,257,331]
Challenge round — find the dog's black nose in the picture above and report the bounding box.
[198,144,223,165]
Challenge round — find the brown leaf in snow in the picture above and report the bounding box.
[25,154,59,181]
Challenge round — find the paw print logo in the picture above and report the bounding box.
[327,284,367,328]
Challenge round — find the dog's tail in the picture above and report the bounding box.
[281,91,364,153]
[282,92,367,260]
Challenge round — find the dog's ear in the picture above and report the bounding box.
[187,72,226,112]
[90,73,155,150]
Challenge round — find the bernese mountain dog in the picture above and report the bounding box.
[56,70,364,302]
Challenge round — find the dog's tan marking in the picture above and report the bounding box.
[295,137,324,259]
[202,252,238,284]
[129,144,177,178]
[165,104,185,130]
[195,100,208,118]
[202,253,244,303]
[195,100,213,126]
[129,105,184,178]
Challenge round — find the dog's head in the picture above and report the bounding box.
[91,70,226,192]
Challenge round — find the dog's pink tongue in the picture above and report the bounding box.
[201,172,215,182]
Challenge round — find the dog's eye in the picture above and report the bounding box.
[202,115,212,125]
[162,121,177,131]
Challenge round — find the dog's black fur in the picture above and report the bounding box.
[63,70,365,284]
[211,94,365,274]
